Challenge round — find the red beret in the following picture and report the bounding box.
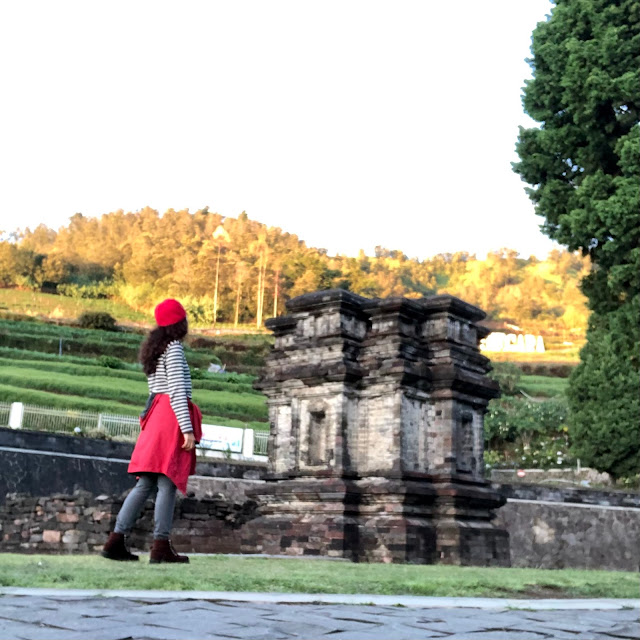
[154,299,187,327]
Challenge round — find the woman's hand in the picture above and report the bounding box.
[182,432,196,451]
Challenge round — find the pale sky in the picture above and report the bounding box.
[0,0,559,260]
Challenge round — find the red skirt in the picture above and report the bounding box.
[128,394,202,494]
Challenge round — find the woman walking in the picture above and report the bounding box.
[102,298,201,563]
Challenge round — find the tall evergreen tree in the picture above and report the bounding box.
[513,0,640,479]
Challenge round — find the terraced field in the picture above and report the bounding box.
[0,319,269,430]
[0,288,149,324]
[0,314,571,436]
[0,319,213,368]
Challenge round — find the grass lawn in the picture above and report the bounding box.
[519,375,569,398]
[0,555,637,599]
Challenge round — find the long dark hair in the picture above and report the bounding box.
[139,318,188,375]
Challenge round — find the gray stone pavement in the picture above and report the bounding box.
[0,589,638,640]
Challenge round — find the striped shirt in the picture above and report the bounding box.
[147,340,193,434]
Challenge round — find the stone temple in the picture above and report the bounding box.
[240,289,509,565]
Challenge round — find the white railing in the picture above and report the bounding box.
[21,404,101,433]
[98,413,140,441]
[254,431,268,455]
[0,402,11,427]
[4,402,268,459]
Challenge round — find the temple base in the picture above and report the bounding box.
[241,476,510,566]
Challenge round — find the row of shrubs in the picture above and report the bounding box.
[0,368,267,422]
[0,346,139,370]
[0,329,220,368]
[2,332,141,363]
[512,362,576,378]
[0,355,259,395]
[0,382,139,416]
[0,314,270,374]
[0,317,139,343]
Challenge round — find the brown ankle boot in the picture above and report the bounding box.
[101,532,138,561]
[150,539,189,564]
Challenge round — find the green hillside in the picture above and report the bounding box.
[0,318,269,431]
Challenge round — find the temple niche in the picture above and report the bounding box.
[241,290,510,566]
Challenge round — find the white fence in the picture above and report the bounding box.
[253,431,268,455]
[4,402,268,460]
[0,402,10,427]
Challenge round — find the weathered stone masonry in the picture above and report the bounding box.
[495,483,640,571]
[1,491,256,554]
[3,483,638,571]
[240,290,509,565]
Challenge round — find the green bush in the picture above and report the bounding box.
[77,311,117,331]
[488,362,521,396]
[486,433,573,471]
[483,449,504,471]
[97,355,126,369]
[485,397,568,446]
[187,367,257,393]
[58,281,115,299]
[519,363,575,378]
[220,371,256,385]
[189,366,208,379]
[187,334,271,375]
[484,397,571,469]
[568,298,640,481]
[184,351,220,369]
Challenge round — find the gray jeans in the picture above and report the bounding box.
[114,473,177,540]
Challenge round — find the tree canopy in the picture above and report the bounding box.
[514,0,639,478]
[513,0,639,312]
[1,209,588,340]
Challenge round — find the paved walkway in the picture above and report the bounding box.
[0,588,638,640]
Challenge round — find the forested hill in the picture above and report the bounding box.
[1,208,590,337]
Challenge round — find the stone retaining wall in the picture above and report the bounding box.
[2,482,639,571]
[496,499,640,571]
[2,424,638,570]
[0,490,257,554]
[0,427,266,504]
[494,483,640,571]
